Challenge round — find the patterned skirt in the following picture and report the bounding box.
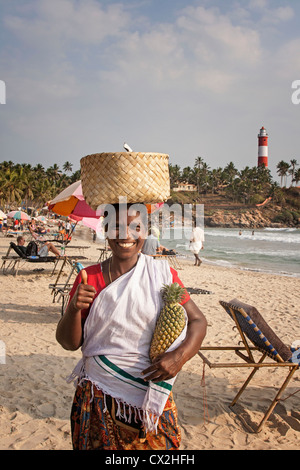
[71,380,181,450]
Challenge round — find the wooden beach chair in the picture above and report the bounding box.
[49,258,87,315]
[151,253,183,270]
[198,299,299,432]
[97,247,112,263]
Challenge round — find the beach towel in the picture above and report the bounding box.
[67,254,187,433]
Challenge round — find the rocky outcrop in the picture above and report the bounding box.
[204,209,274,228]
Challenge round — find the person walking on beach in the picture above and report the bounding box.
[56,204,207,450]
[189,226,204,266]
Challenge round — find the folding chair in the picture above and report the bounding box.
[49,259,87,315]
[198,298,299,432]
[1,243,62,275]
[151,253,183,270]
[97,247,112,263]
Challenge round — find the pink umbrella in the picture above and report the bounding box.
[47,180,101,218]
[48,180,164,220]
[69,214,103,233]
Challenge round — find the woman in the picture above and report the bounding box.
[56,204,207,450]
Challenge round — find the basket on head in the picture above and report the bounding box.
[80,152,170,210]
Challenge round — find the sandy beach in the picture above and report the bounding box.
[0,229,299,450]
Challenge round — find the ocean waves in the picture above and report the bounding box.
[161,227,300,277]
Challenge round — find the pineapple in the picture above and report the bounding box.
[149,283,186,362]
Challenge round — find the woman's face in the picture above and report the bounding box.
[106,208,146,260]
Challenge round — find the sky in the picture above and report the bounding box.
[0,0,300,182]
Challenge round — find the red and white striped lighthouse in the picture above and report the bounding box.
[257,126,268,168]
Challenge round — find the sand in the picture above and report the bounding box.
[0,229,300,450]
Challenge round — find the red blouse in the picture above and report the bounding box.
[68,263,190,322]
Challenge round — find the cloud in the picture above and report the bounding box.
[97,4,263,96]
[4,0,131,47]
[0,0,299,176]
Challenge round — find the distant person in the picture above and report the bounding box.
[141,227,166,256]
[28,228,62,257]
[189,226,204,266]
[65,221,72,235]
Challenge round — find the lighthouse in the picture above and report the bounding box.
[257,126,268,168]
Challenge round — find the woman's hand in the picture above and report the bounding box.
[68,283,96,312]
[141,349,185,382]
[56,270,96,351]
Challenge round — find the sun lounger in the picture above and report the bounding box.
[151,253,183,270]
[97,247,112,262]
[198,299,299,432]
[1,243,61,275]
[1,243,87,276]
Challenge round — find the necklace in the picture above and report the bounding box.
[108,257,113,284]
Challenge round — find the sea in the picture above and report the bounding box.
[159,227,300,278]
[89,224,300,278]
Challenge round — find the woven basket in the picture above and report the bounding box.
[80,152,170,209]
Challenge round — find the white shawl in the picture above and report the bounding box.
[67,253,187,432]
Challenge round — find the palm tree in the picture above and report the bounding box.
[209,167,223,193]
[1,166,23,206]
[269,182,285,204]
[276,160,290,187]
[181,166,193,183]
[63,161,73,173]
[17,165,35,210]
[289,159,298,186]
[46,164,61,186]
[169,164,181,189]
[193,156,205,193]
[223,162,238,185]
[201,162,211,193]
[292,168,300,186]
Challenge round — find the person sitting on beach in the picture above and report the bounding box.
[16,235,61,257]
[56,203,207,451]
[141,227,166,256]
[36,224,47,235]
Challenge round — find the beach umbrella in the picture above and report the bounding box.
[48,180,164,218]
[0,210,6,219]
[36,215,48,224]
[69,214,104,234]
[47,180,100,218]
[7,210,31,220]
[145,203,164,214]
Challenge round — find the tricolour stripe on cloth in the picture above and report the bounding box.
[94,355,172,396]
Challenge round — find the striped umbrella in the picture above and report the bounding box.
[6,210,31,220]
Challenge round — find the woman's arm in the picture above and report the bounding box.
[55,283,96,351]
[142,298,207,382]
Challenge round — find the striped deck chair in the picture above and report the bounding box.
[198,299,299,432]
